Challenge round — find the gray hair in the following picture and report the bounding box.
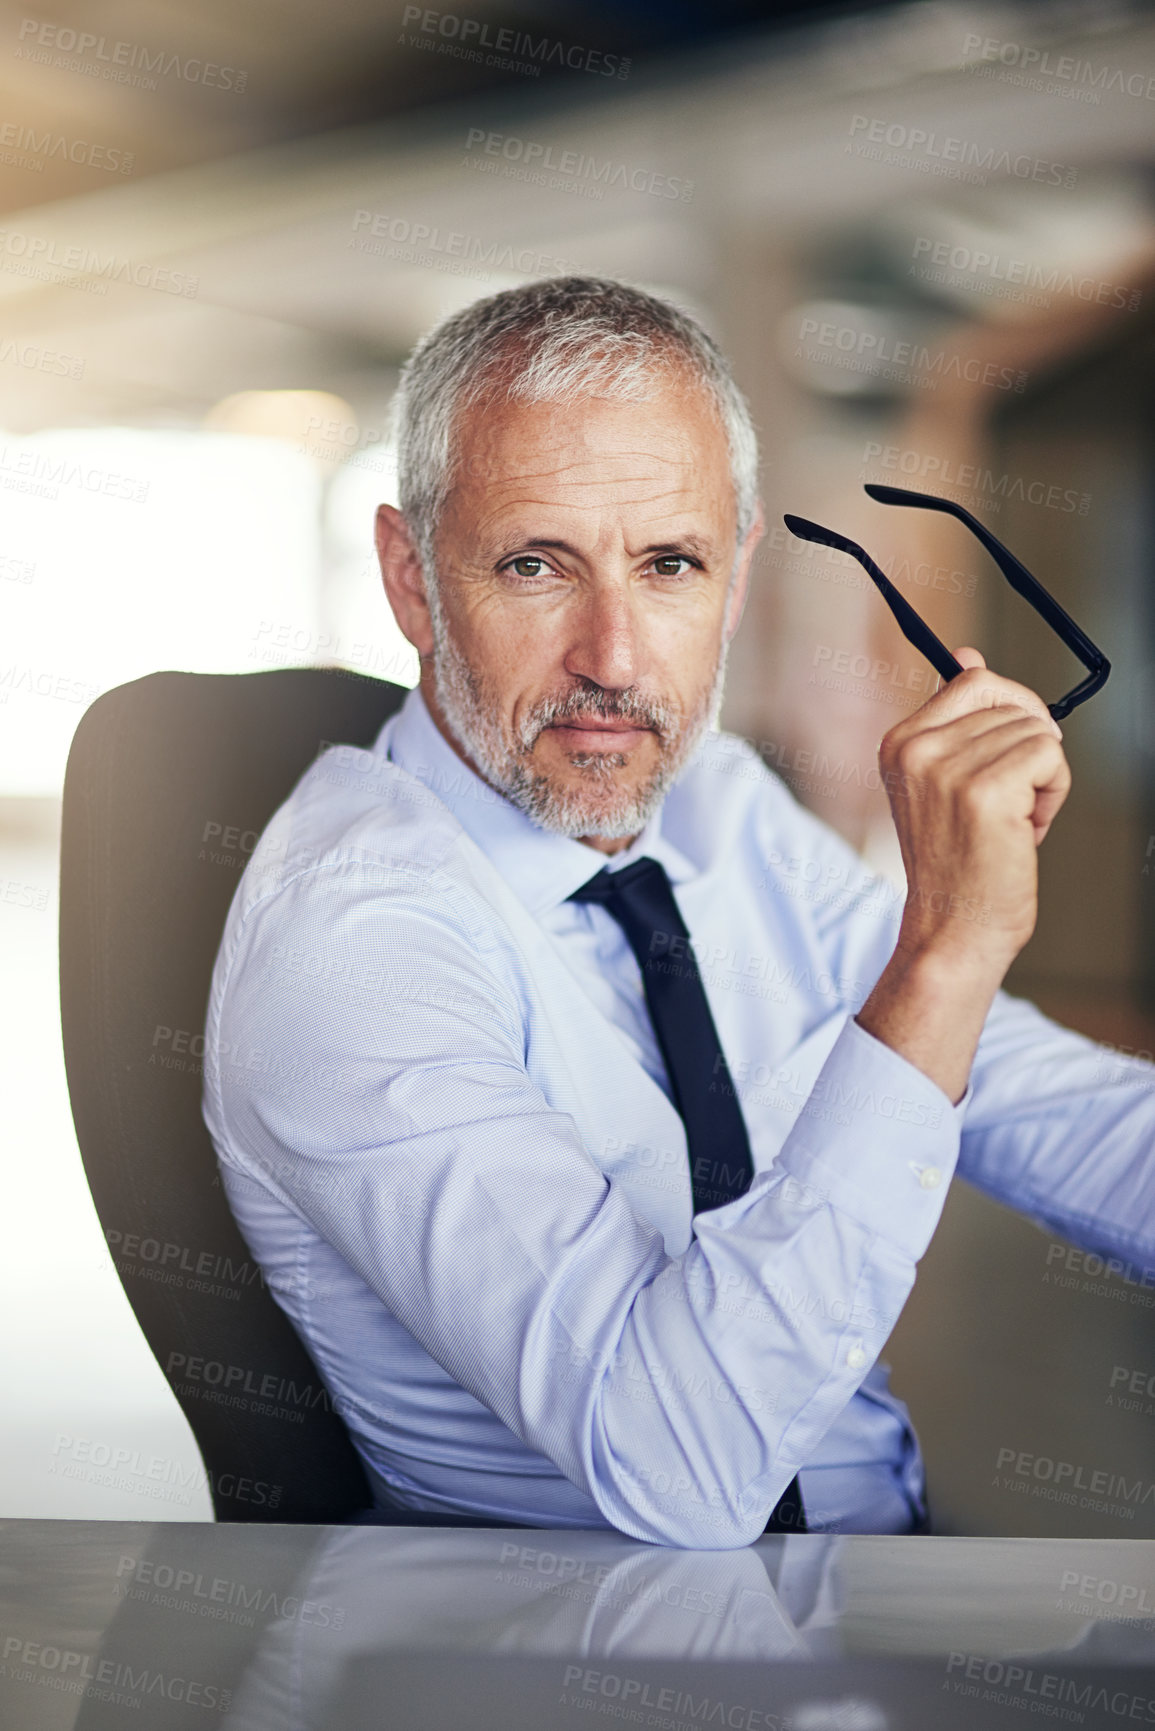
[390,274,760,581]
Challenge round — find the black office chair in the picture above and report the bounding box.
[59,666,505,1525]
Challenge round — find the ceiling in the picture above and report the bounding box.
[0,0,942,211]
[0,0,1153,428]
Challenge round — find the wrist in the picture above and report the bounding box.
[892,911,1019,993]
[856,940,1001,1106]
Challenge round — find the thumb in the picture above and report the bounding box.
[935,644,986,692]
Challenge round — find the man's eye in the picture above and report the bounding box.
[508,556,551,578]
[652,556,692,577]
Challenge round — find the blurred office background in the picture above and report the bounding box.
[3,0,1155,1535]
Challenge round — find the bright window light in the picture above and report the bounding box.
[0,426,413,796]
[322,443,420,691]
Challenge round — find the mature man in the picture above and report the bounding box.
[204,275,1154,1546]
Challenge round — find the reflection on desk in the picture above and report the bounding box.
[1,1522,1152,1729]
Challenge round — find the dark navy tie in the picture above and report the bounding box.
[569,856,806,1534]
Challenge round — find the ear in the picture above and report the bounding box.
[376,504,435,657]
[725,499,764,641]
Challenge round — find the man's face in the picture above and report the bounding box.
[381,369,760,851]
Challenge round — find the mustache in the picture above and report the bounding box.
[520,683,679,746]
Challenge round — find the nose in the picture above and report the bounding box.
[562,579,642,692]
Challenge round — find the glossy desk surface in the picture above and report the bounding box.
[2,1522,1153,1728]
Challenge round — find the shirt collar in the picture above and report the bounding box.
[376,687,697,916]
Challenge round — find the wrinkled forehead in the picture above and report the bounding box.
[445,366,734,506]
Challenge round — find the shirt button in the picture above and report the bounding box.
[918,1165,942,1190]
[846,1346,867,1371]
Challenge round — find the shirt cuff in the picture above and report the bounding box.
[771,1015,965,1260]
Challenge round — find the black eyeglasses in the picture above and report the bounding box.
[783,483,1110,721]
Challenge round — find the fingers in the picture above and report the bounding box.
[914,656,1060,742]
[962,730,1072,843]
[884,712,1071,841]
[883,708,1064,790]
[935,715,1064,785]
[921,706,1053,754]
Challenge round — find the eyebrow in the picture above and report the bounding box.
[494,534,719,562]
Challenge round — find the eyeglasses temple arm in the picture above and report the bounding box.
[1048,673,1106,723]
[863,484,1111,714]
[783,513,966,686]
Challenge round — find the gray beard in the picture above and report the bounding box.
[426,595,729,842]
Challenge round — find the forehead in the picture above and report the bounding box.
[447,373,734,519]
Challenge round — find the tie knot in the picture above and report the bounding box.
[568,856,671,908]
[568,857,691,975]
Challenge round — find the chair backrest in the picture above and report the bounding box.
[60,667,405,1521]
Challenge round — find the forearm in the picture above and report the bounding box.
[857,649,1070,1105]
[957,989,1155,1272]
[855,940,1006,1107]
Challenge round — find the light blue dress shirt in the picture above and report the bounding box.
[203,687,1155,1547]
